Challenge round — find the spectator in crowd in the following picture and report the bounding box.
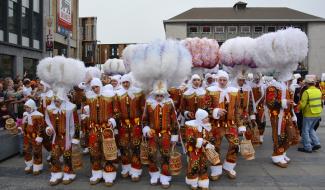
[293,77,304,135]
[298,75,322,153]
[23,79,33,99]
[0,83,4,103]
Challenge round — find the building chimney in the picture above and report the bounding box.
[233,1,247,10]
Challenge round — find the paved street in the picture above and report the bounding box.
[0,127,324,190]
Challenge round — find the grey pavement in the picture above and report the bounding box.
[0,127,325,190]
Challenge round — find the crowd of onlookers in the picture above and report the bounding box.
[0,76,42,155]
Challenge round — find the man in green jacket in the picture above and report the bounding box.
[298,75,322,153]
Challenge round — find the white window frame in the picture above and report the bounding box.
[201,26,211,33]
[240,26,250,33]
[253,26,264,33]
[188,26,199,33]
[266,26,276,32]
[228,26,237,34]
[215,26,225,34]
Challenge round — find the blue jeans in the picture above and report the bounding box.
[302,117,321,151]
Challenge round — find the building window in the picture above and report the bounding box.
[8,0,19,40]
[32,1,42,49]
[0,54,14,78]
[202,26,211,33]
[253,26,264,33]
[188,26,198,33]
[0,0,3,41]
[240,26,250,33]
[215,26,225,34]
[22,0,31,47]
[228,26,237,34]
[33,0,39,13]
[0,30,3,41]
[278,26,286,30]
[0,0,4,31]
[23,58,38,79]
[85,44,93,57]
[266,26,276,32]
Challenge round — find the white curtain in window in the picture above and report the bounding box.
[33,0,39,13]
[22,0,29,8]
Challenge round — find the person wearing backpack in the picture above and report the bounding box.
[298,75,322,153]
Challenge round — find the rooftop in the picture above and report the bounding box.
[164,7,325,23]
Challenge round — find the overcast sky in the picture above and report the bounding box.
[79,0,325,44]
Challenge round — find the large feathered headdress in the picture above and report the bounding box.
[102,58,126,75]
[253,27,308,81]
[37,56,86,100]
[122,39,192,92]
[181,37,220,69]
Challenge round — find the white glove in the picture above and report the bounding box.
[238,126,246,133]
[171,135,178,142]
[72,138,80,145]
[196,138,204,148]
[205,143,215,149]
[108,118,116,128]
[184,111,191,120]
[281,99,288,109]
[212,108,220,119]
[80,114,88,120]
[142,126,150,137]
[17,127,23,134]
[46,126,54,136]
[35,136,43,143]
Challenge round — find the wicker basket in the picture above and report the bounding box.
[102,128,117,161]
[286,124,300,146]
[5,118,18,135]
[71,143,83,170]
[240,138,255,160]
[140,137,150,165]
[169,145,182,176]
[205,147,220,165]
[251,127,261,145]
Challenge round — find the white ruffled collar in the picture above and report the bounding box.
[116,86,142,99]
[23,110,43,125]
[233,84,252,92]
[86,88,116,99]
[146,97,173,110]
[183,85,206,96]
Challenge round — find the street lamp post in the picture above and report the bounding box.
[96,40,101,69]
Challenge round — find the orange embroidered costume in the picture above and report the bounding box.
[185,109,214,190]
[85,78,119,186]
[180,74,208,121]
[265,79,296,168]
[250,77,266,142]
[20,99,45,175]
[116,74,145,181]
[142,81,179,188]
[45,95,77,185]
[207,70,241,179]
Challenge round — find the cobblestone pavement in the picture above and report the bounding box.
[0,127,324,190]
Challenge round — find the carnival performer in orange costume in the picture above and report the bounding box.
[142,80,179,188]
[116,74,145,181]
[85,78,119,186]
